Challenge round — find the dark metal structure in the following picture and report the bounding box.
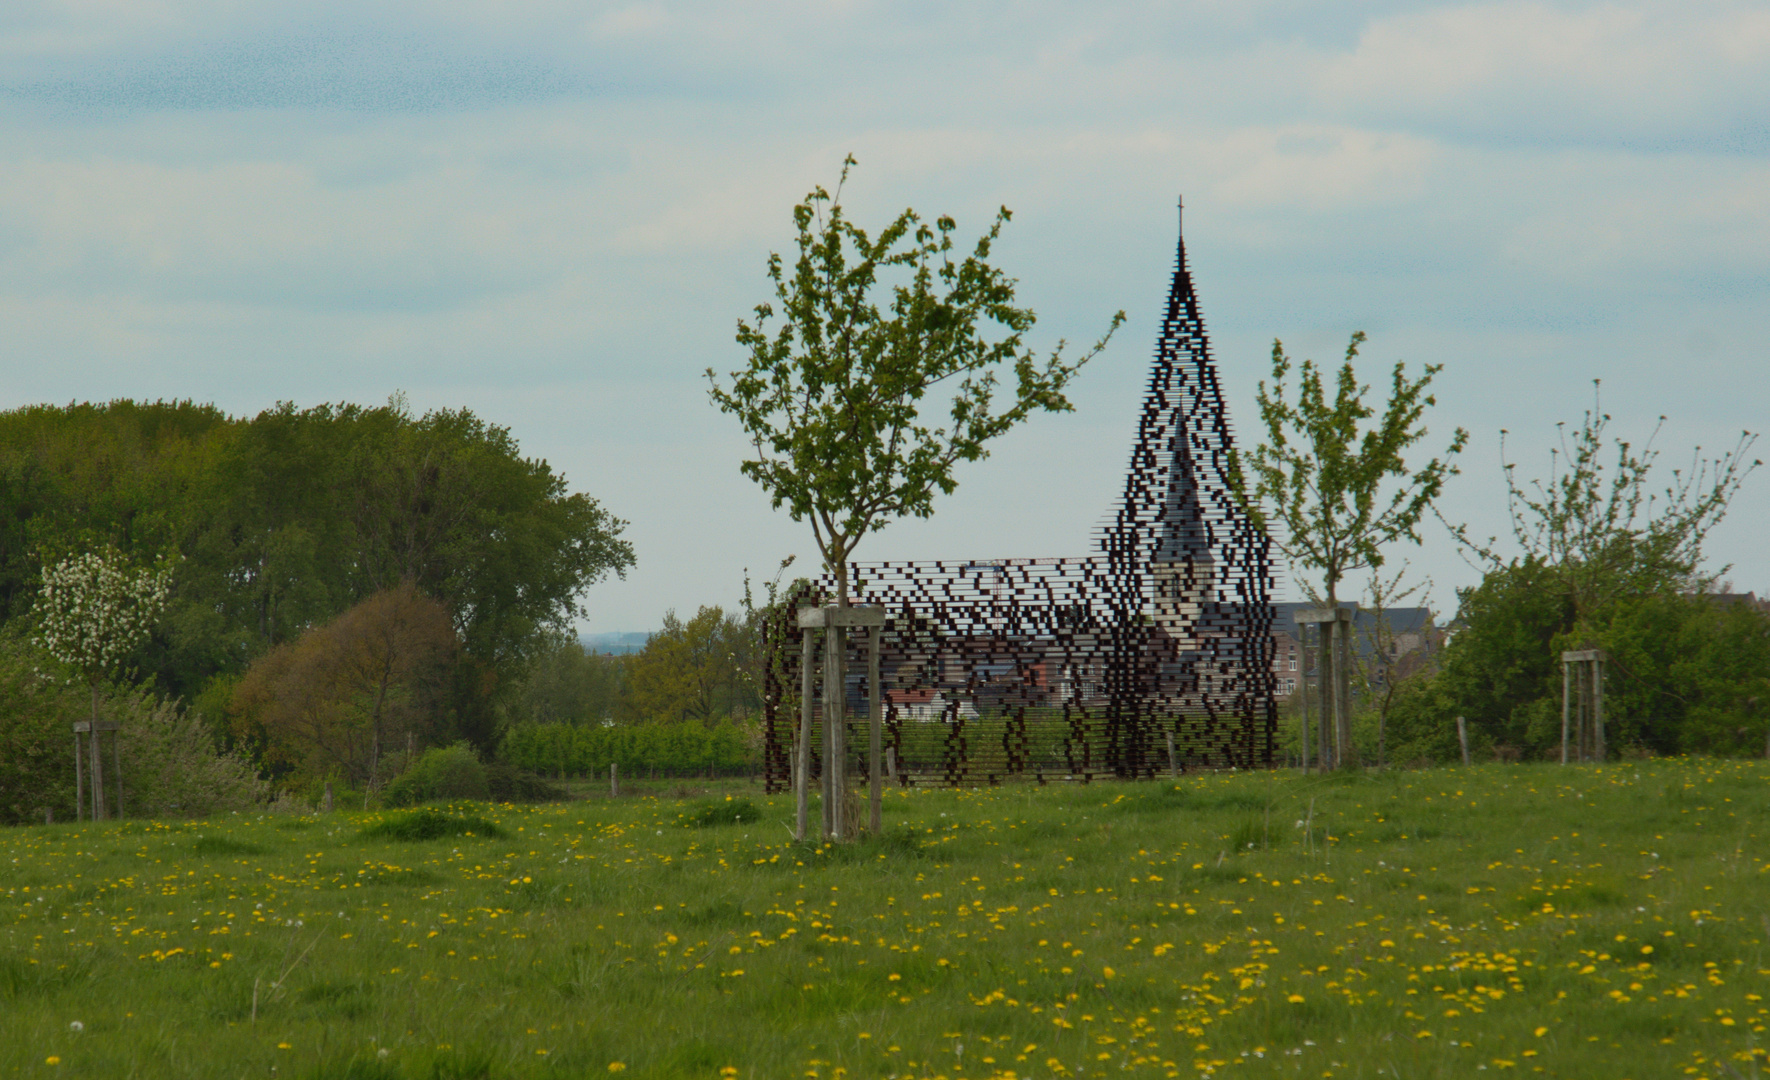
[761,218,1276,790]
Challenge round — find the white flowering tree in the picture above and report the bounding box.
[33,549,173,819]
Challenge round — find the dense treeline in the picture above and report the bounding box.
[0,397,634,762]
[505,606,764,729]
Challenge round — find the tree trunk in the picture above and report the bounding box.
[1327,589,1357,771]
[89,681,107,821]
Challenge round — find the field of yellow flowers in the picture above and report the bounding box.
[3,758,1767,1079]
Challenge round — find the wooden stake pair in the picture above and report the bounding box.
[795,605,884,842]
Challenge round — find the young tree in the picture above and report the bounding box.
[33,548,173,817]
[1228,331,1467,767]
[707,156,1123,604]
[1349,564,1434,768]
[1452,381,1759,633]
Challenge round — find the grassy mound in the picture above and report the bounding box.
[357,808,506,841]
[684,797,763,827]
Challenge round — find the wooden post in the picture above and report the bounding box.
[1295,609,1352,771]
[798,606,883,843]
[610,761,619,798]
[1456,716,1470,766]
[322,781,334,814]
[1593,654,1606,762]
[1320,621,1336,769]
[886,745,897,781]
[1165,731,1178,779]
[797,614,816,842]
[90,726,105,821]
[1560,659,1571,765]
[868,625,882,836]
[73,730,83,823]
[88,686,106,821]
[1561,650,1604,763]
[823,618,841,841]
[114,725,123,819]
[1336,609,1354,769]
[1299,644,1310,773]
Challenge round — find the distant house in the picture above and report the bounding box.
[1267,601,1441,698]
[1702,591,1770,614]
[882,687,980,721]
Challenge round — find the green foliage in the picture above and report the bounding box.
[357,808,507,841]
[379,746,563,808]
[620,605,756,723]
[1230,332,1467,606]
[499,720,757,778]
[0,397,635,735]
[482,760,566,804]
[0,631,264,823]
[1408,394,1766,761]
[230,584,459,790]
[709,156,1121,599]
[190,835,268,856]
[1455,382,1759,630]
[505,637,627,726]
[379,744,490,808]
[683,797,763,827]
[113,689,268,818]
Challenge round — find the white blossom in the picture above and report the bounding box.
[32,549,173,681]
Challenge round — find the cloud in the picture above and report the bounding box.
[1315,1,1770,151]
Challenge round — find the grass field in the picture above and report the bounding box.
[3,758,1768,1080]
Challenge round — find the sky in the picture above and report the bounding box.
[2,0,1766,634]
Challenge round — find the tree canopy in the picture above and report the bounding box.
[708,157,1122,603]
[0,396,634,743]
[1229,332,1466,609]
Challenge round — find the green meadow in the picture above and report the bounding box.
[3,758,1767,1080]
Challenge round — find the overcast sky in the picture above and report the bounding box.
[3,0,1765,632]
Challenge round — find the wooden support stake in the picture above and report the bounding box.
[822,622,838,840]
[1593,656,1606,762]
[1457,716,1470,766]
[73,732,83,823]
[1561,660,1571,765]
[610,762,619,798]
[1300,640,1310,774]
[114,726,123,819]
[868,626,882,836]
[797,623,814,841]
[1165,731,1178,779]
[90,726,105,822]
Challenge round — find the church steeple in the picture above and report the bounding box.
[1092,206,1271,645]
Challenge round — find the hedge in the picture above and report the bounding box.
[501,720,757,779]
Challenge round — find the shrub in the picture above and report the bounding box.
[379,744,488,807]
[358,808,507,841]
[684,797,763,828]
[0,631,264,823]
[484,760,566,803]
[500,719,759,779]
